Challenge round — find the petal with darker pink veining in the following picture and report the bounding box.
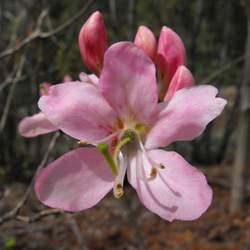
[100,42,158,125]
[128,150,212,221]
[145,85,227,149]
[35,147,114,212]
[38,81,117,143]
[18,112,58,137]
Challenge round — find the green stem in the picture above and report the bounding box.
[97,143,118,175]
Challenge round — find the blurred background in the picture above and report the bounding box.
[0,0,250,249]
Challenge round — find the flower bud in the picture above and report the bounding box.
[39,82,51,96]
[157,26,186,88]
[134,25,157,61]
[79,11,107,75]
[164,65,194,102]
[63,75,72,82]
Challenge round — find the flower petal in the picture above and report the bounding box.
[145,85,227,149]
[164,65,194,102]
[38,81,118,143]
[18,112,58,137]
[128,150,212,221]
[79,72,99,85]
[35,147,114,212]
[100,42,158,125]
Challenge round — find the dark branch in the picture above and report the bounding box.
[0,0,94,59]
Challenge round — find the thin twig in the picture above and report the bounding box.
[0,56,25,132]
[0,132,60,225]
[66,215,88,250]
[16,209,63,223]
[0,0,94,59]
[201,53,249,84]
[0,72,16,92]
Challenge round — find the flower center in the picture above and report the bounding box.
[96,124,165,199]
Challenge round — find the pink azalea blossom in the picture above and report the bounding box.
[35,42,227,221]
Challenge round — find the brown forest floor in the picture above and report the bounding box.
[1,165,250,250]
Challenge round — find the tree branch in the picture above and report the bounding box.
[0,0,94,59]
[0,56,25,132]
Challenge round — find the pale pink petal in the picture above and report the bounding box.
[164,65,194,102]
[145,85,227,149]
[35,148,114,212]
[18,112,58,137]
[38,81,118,143]
[128,150,212,221]
[157,26,186,86]
[100,42,158,124]
[134,25,157,61]
[79,72,99,85]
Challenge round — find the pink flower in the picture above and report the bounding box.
[34,42,226,221]
[18,76,73,138]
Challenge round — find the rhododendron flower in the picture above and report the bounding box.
[18,76,72,137]
[35,42,226,221]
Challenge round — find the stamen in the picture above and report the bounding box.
[150,168,157,178]
[77,140,88,146]
[160,164,165,169]
[136,151,157,182]
[113,136,131,165]
[138,140,165,170]
[135,123,145,132]
[95,132,119,145]
[114,183,124,199]
[113,153,127,199]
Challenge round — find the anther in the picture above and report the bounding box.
[150,167,157,179]
[78,140,88,146]
[160,164,165,169]
[114,183,124,199]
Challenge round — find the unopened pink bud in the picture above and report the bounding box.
[134,25,157,61]
[164,65,194,102]
[157,26,186,87]
[79,11,107,75]
[39,82,51,96]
